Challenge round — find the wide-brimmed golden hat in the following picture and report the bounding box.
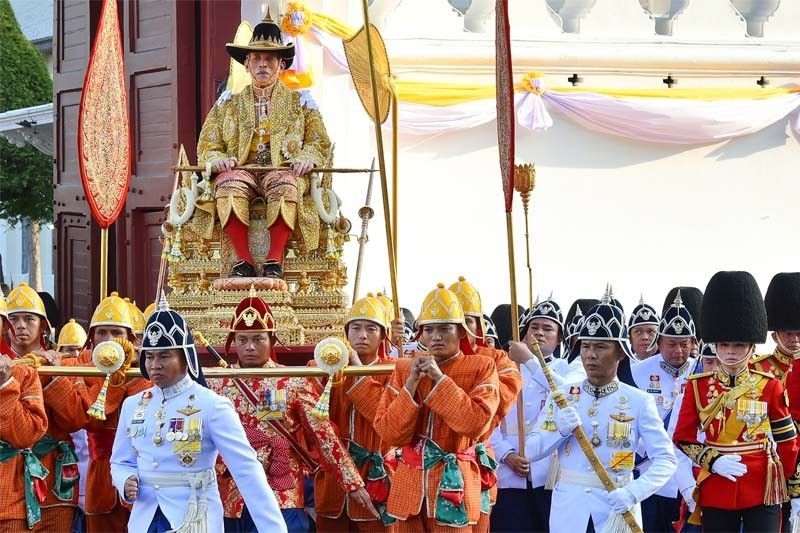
[6,282,47,319]
[418,283,468,327]
[225,10,295,66]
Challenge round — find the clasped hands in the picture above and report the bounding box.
[405,355,444,393]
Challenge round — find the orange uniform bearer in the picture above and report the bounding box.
[375,283,500,532]
[314,293,399,532]
[449,277,521,532]
[78,293,151,532]
[0,291,49,531]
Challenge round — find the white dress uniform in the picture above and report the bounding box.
[630,353,695,499]
[492,357,568,488]
[110,375,287,533]
[526,379,677,533]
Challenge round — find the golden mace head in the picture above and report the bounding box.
[514,163,535,210]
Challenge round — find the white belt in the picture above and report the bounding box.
[558,469,633,490]
[140,469,215,533]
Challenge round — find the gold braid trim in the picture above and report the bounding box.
[678,442,721,471]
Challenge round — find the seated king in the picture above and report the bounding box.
[197,10,331,279]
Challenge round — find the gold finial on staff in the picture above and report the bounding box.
[514,163,536,310]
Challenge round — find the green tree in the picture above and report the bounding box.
[0,0,54,290]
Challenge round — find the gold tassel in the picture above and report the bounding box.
[311,378,333,420]
[765,447,788,506]
[544,451,560,490]
[86,374,112,421]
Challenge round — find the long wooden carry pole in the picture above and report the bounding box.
[34,365,394,378]
[530,339,643,533]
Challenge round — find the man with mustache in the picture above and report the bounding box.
[673,271,800,532]
[197,10,331,279]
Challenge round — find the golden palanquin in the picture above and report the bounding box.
[163,170,351,346]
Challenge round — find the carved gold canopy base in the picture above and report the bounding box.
[166,201,349,347]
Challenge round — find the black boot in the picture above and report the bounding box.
[262,259,283,279]
[230,260,257,278]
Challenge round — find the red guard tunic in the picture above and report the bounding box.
[673,368,799,510]
[208,361,364,515]
[751,348,794,385]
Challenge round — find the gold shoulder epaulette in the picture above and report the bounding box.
[751,369,775,380]
[688,371,713,380]
[751,353,772,364]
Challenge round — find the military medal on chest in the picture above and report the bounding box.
[128,391,153,438]
[737,398,769,441]
[152,400,167,446]
[172,395,204,467]
[256,380,287,420]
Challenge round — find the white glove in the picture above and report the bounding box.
[607,487,636,514]
[711,454,747,481]
[791,498,800,517]
[680,487,696,513]
[555,406,581,436]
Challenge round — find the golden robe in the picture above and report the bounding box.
[197,81,332,250]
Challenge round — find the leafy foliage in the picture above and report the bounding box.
[0,0,53,225]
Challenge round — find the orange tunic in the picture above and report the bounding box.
[475,346,521,426]
[38,374,89,510]
[77,348,152,517]
[0,365,48,522]
[315,356,396,522]
[374,352,499,525]
[207,361,363,514]
[474,346,521,516]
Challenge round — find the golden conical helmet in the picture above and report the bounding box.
[143,302,157,322]
[346,293,390,331]
[57,319,88,349]
[125,298,146,335]
[448,276,483,317]
[418,283,467,326]
[90,291,133,330]
[375,292,394,319]
[6,282,47,318]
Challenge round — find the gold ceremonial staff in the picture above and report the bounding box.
[33,365,395,378]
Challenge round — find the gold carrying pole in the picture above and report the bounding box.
[530,343,642,532]
[514,164,535,310]
[358,0,401,329]
[99,227,109,299]
[171,165,373,174]
[35,364,395,378]
[391,87,399,264]
[504,212,526,457]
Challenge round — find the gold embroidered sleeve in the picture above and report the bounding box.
[197,100,230,165]
[677,442,720,471]
[290,378,364,492]
[295,106,331,167]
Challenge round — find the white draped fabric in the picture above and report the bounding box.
[309,27,800,145]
